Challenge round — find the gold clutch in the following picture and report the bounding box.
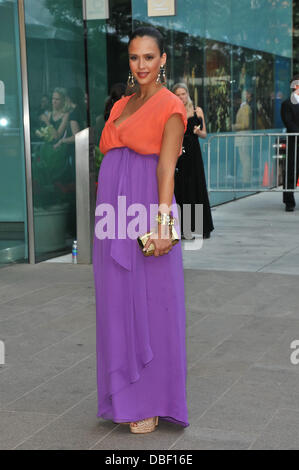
[137,227,180,256]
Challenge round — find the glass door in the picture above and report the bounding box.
[24,0,89,262]
[0,0,28,266]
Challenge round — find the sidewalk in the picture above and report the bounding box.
[0,191,299,450]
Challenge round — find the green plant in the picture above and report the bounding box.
[32,142,70,210]
[35,125,56,142]
[95,146,105,180]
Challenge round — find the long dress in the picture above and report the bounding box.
[92,86,190,427]
[174,111,214,237]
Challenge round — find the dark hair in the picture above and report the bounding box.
[67,87,85,107]
[233,90,242,101]
[128,26,165,56]
[67,87,86,127]
[104,83,127,121]
[290,74,299,87]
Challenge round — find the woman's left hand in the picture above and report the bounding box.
[193,125,201,135]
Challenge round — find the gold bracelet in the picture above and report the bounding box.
[155,213,176,226]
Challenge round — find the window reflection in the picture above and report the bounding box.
[255,52,274,130]
[205,40,231,133]
[0,0,27,265]
[25,0,88,261]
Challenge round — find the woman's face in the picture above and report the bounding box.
[52,92,63,111]
[41,96,49,109]
[174,87,189,106]
[128,36,166,87]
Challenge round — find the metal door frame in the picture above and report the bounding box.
[18,0,35,264]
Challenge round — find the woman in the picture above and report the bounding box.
[173,83,214,239]
[52,87,87,237]
[40,88,69,143]
[37,95,50,125]
[54,87,86,148]
[93,27,189,434]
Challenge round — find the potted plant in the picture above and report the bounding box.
[32,126,71,253]
[94,146,105,193]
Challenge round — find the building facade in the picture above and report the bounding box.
[0,0,294,264]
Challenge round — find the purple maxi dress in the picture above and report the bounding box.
[92,87,189,427]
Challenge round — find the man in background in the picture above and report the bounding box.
[280,74,299,211]
[232,89,253,187]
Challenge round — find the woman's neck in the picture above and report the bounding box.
[136,83,163,101]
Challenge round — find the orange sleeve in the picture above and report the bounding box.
[163,96,187,133]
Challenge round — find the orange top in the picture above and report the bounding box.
[99,86,187,156]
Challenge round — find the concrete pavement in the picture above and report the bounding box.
[0,191,299,450]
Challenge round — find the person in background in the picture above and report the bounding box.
[52,87,87,237]
[104,83,126,121]
[38,95,50,121]
[232,89,253,187]
[280,74,299,212]
[95,84,127,144]
[31,95,51,140]
[40,87,69,143]
[172,82,214,239]
[54,87,86,149]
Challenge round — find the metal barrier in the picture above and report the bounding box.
[75,127,96,264]
[205,133,299,193]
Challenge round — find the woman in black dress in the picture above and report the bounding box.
[173,83,214,239]
[51,87,87,237]
[40,88,69,144]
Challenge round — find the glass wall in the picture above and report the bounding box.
[0,0,294,265]
[0,0,28,266]
[132,0,292,57]
[130,0,292,205]
[24,0,88,262]
[87,0,129,144]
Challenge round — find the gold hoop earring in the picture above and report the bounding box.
[156,65,166,84]
[127,70,135,88]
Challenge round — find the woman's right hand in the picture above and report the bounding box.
[143,225,173,257]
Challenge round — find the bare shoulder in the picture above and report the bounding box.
[162,110,184,143]
[195,106,204,117]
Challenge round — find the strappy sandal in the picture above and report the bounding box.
[129,416,159,434]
